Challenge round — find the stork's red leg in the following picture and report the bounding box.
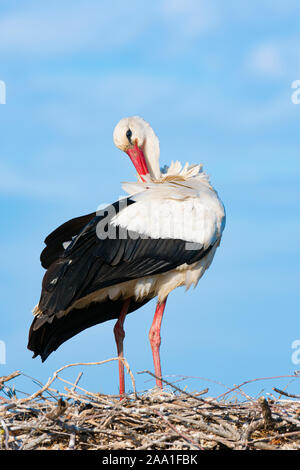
[149,297,167,389]
[113,298,131,398]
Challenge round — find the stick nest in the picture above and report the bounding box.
[1,360,300,450]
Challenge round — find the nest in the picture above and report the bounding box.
[1,359,300,450]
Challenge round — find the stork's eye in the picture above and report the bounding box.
[126,129,132,144]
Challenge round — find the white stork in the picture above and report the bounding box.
[28,116,225,396]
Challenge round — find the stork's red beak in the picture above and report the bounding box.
[126,142,148,179]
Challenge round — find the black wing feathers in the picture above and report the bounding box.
[28,198,214,361]
[38,222,210,320]
[40,211,96,269]
[28,297,149,362]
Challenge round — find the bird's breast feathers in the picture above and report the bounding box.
[112,162,225,249]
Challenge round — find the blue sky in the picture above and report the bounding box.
[0,0,300,399]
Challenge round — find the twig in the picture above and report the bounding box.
[18,357,136,404]
[0,371,21,390]
[154,410,203,450]
[216,374,300,400]
[273,388,300,399]
[71,372,83,392]
[138,370,222,408]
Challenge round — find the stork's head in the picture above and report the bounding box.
[113,116,161,180]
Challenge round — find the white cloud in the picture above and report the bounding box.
[0,160,74,200]
[216,0,300,26]
[22,66,298,146]
[246,43,284,78]
[0,1,153,56]
[245,37,300,79]
[1,0,300,60]
[26,71,177,138]
[0,0,220,58]
[162,0,218,38]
